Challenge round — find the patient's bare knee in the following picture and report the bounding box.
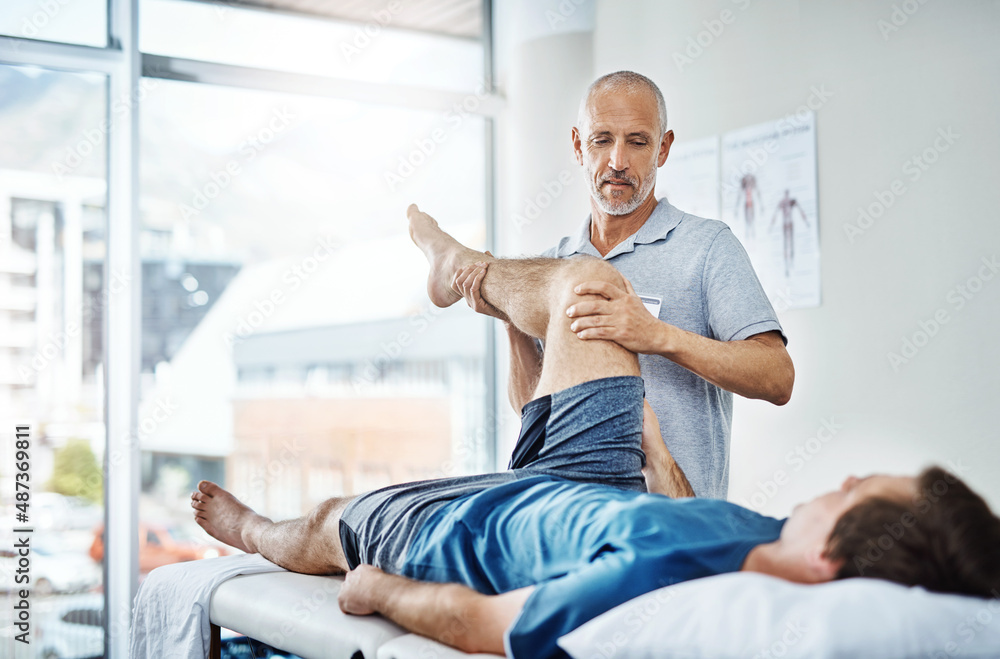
[304,497,352,572]
[306,497,348,540]
[534,255,639,391]
[552,255,625,310]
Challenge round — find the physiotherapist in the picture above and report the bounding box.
[459,71,794,499]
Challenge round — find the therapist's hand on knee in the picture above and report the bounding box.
[567,276,666,354]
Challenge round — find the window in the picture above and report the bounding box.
[136,59,491,533]
[0,0,107,47]
[0,63,107,657]
[140,0,484,92]
[0,2,496,657]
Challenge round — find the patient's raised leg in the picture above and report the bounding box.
[408,203,639,396]
[191,481,355,575]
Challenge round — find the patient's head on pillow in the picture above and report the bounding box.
[825,466,1000,598]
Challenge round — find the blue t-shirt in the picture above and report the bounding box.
[400,474,785,659]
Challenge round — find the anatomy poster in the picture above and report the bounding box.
[721,111,820,309]
[657,135,719,221]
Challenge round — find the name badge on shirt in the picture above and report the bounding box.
[639,294,662,318]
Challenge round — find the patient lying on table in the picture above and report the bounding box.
[188,208,1000,659]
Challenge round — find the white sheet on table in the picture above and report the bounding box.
[129,553,286,659]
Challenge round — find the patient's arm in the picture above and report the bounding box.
[338,564,532,654]
[641,400,695,498]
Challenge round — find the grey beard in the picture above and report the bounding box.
[584,162,656,215]
[588,170,656,215]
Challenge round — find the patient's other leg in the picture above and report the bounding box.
[191,481,354,575]
[408,204,638,397]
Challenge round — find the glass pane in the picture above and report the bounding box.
[0,0,107,48]
[138,79,488,552]
[0,64,106,658]
[140,0,485,93]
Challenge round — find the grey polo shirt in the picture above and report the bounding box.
[543,198,785,499]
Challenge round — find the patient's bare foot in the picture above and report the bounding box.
[191,480,270,554]
[407,204,485,308]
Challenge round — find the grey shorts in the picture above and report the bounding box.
[338,375,646,572]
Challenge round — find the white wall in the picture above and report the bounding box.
[500,0,1000,511]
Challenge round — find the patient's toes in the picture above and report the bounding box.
[198,480,220,496]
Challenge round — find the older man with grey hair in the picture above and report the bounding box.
[456,70,793,499]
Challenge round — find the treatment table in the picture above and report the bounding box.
[208,571,500,659]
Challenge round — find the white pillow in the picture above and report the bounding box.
[557,572,1000,659]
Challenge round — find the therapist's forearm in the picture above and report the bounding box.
[506,322,543,413]
[654,327,794,405]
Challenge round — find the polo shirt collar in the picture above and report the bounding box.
[556,197,684,259]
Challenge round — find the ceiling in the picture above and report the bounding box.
[199,0,484,39]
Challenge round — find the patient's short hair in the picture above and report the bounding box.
[825,466,1000,598]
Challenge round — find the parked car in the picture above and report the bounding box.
[89,522,230,574]
[0,538,100,595]
[35,593,104,659]
[33,493,102,531]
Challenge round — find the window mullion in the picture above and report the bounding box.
[104,2,140,659]
[0,36,121,73]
